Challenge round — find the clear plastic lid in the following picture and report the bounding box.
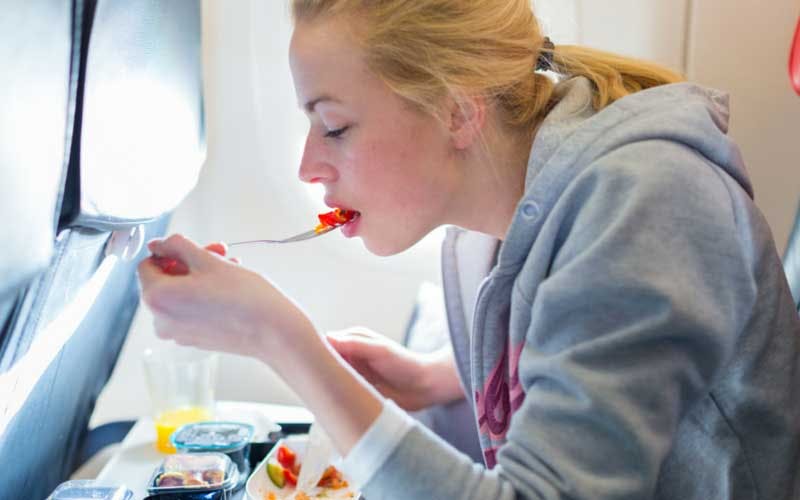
[47,480,133,500]
[212,403,283,442]
[171,421,254,451]
[148,452,238,493]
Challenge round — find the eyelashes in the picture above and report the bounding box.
[324,126,349,139]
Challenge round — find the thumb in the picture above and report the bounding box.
[147,234,217,273]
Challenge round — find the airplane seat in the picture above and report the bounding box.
[0,1,204,499]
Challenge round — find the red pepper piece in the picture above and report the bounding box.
[317,208,358,230]
[282,468,298,487]
[276,445,296,470]
[317,211,341,228]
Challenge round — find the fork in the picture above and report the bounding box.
[149,219,354,275]
[227,223,341,246]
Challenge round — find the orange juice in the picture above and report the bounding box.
[154,406,213,453]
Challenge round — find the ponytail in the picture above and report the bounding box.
[549,44,685,110]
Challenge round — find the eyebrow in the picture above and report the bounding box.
[304,95,340,113]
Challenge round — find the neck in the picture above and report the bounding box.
[447,123,536,240]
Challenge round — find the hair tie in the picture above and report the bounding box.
[536,37,555,71]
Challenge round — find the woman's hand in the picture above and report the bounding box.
[326,328,465,411]
[138,234,384,455]
[137,234,318,367]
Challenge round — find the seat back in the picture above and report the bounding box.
[0,1,204,498]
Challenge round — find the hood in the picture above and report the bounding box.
[491,76,752,272]
[524,76,752,199]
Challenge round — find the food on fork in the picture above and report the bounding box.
[314,208,359,233]
[151,209,359,276]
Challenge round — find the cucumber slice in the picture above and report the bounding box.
[267,462,286,488]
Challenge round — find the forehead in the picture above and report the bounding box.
[289,17,375,106]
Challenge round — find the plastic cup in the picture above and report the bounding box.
[142,346,218,453]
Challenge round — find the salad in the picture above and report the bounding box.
[260,443,354,500]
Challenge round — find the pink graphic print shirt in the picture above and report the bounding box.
[474,340,526,468]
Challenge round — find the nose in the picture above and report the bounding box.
[298,134,338,184]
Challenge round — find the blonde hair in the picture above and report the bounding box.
[292,0,685,131]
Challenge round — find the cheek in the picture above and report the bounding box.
[353,137,448,255]
[345,107,451,235]
[366,119,445,183]
[360,141,432,207]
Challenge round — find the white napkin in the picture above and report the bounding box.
[296,423,336,492]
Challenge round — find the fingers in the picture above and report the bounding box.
[146,235,236,276]
[327,327,382,341]
[147,234,216,272]
[138,256,175,291]
[153,316,206,349]
[151,255,189,275]
[204,243,241,265]
[138,258,186,316]
[326,331,387,361]
[327,329,392,353]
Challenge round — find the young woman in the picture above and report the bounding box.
[137,1,800,498]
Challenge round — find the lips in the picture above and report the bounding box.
[340,215,360,238]
[321,196,360,237]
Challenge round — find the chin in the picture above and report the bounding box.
[361,234,416,257]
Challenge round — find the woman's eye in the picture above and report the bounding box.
[324,126,349,139]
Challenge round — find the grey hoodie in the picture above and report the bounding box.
[362,77,800,500]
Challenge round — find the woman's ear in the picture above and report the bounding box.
[447,93,487,150]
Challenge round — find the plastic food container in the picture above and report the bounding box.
[47,480,133,500]
[211,403,283,469]
[246,435,359,500]
[172,421,254,490]
[147,452,238,500]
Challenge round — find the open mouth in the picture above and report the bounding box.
[340,212,360,238]
[314,208,360,233]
